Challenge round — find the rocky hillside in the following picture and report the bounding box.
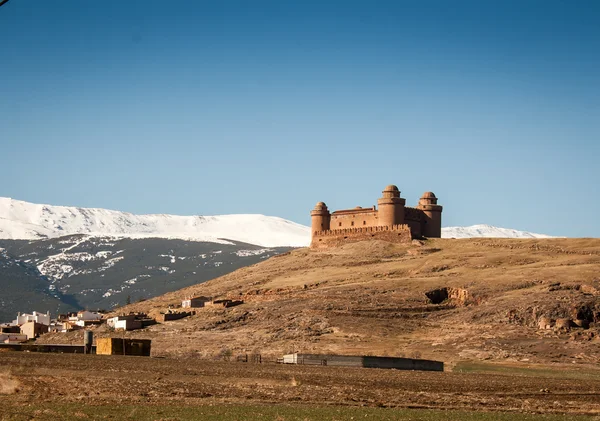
[46,237,600,366]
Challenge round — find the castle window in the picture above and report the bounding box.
[363,221,366,225]
[339,222,342,227]
[351,221,354,226]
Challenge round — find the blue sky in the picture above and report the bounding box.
[1,0,598,237]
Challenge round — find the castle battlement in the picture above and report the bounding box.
[313,224,410,237]
[310,185,442,249]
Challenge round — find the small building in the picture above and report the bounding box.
[209,299,243,308]
[48,322,64,333]
[61,320,83,332]
[161,311,194,322]
[96,338,151,356]
[13,311,51,326]
[57,312,77,322]
[0,333,27,343]
[182,296,211,309]
[106,315,142,331]
[1,325,21,334]
[77,310,102,321]
[20,321,49,340]
[281,353,444,372]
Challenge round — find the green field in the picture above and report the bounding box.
[0,403,594,421]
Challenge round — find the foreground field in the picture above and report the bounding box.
[2,403,595,421]
[1,353,599,420]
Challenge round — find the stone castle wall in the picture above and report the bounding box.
[404,206,423,238]
[311,224,412,249]
[330,209,379,229]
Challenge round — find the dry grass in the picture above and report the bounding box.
[0,369,20,395]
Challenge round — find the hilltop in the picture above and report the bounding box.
[42,237,600,366]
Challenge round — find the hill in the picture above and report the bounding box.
[1,196,562,325]
[42,237,600,366]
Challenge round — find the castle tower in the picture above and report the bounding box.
[377,185,405,227]
[310,202,331,234]
[417,192,443,237]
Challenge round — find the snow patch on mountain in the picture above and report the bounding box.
[0,197,310,247]
[442,224,554,239]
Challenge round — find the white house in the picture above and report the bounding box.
[106,315,142,331]
[65,311,103,327]
[13,311,51,326]
[48,322,64,333]
[77,311,102,321]
[182,296,211,308]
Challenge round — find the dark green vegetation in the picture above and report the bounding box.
[0,235,292,323]
[0,245,70,322]
[0,403,590,421]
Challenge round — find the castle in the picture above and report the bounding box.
[310,185,442,248]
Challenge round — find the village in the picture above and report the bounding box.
[0,289,445,371]
[0,295,244,344]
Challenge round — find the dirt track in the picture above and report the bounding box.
[1,353,600,417]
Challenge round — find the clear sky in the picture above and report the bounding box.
[1,0,598,237]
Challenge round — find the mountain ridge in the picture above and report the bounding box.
[441,224,554,239]
[0,197,310,247]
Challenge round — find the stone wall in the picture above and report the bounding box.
[330,209,379,229]
[311,224,412,249]
[0,343,94,353]
[282,353,444,371]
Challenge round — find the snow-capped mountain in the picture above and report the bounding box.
[0,197,310,247]
[442,224,554,239]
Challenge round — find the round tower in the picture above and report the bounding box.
[377,185,405,227]
[417,192,443,238]
[310,202,331,234]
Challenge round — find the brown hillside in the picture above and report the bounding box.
[41,238,600,365]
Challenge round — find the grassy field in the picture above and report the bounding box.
[1,403,596,421]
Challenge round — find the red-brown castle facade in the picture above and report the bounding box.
[310,185,443,248]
